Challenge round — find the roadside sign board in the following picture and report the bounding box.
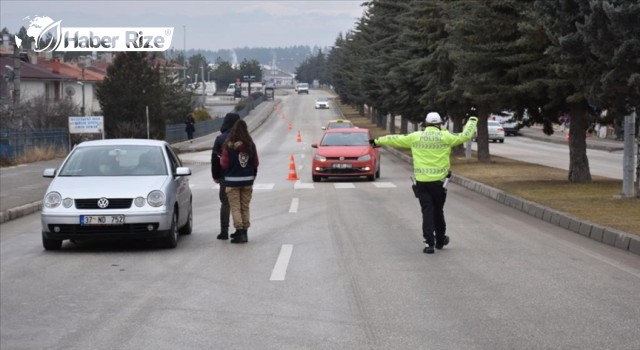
[68,116,104,134]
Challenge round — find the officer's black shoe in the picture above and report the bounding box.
[230,230,248,244]
[423,245,435,254]
[435,235,450,250]
[216,231,228,240]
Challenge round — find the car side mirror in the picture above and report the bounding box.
[175,167,192,176]
[43,168,56,178]
[311,144,318,148]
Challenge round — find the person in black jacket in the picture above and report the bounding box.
[220,119,259,244]
[185,113,196,142]
[211,112,240,240]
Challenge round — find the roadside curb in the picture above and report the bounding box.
[380,146,639,256]
[0,201,42,224]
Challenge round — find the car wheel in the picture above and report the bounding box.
[367,174,375,181]
[42,232,62,250]
[312,175,321,182]
[179,200,193,235]
[162,211,178,249]
[499,139,504,143]
[376,167,380,179]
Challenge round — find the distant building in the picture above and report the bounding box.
[261,66,295,88]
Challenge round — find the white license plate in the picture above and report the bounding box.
[332,163,352,169]
[80,215,125,225]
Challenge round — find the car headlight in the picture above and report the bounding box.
[314,154,327,162]
[358,154,371,161]
[147,190,166,207]
[44,192,62,208]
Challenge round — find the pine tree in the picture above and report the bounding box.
[96,52,165,139]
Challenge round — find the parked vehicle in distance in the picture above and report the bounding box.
[474,120,505,143]
[321,119,354,130]
[315,97,330,109]
[225,82,264,97]
[501,118,520,136]
[188,82,216,96]
[297,83,309,94]
[311,128,381,182]
[40,139,193,250]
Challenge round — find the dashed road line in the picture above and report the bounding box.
[289,198,299,213]
[270,244,294,281]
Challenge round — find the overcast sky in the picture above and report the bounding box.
[1,0,366,51]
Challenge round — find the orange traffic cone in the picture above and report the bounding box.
[288,121,292,130]
[296,130,302,142]
[286,154,299,181]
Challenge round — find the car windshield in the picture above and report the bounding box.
[321,132,370,146]
[58,145,167,176]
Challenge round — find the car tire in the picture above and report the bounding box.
[162,211,178,249]
[179,200,193,235]
[42,232,62,250]
[367,174,375,181]
[312,175,321,182]
[376,167,380,179]
[499,139,504,143]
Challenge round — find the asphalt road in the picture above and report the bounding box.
[1,91,639,349]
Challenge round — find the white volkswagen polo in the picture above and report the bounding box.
[40,139,193,250]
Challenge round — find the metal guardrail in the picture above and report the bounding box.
[0,128,69,162]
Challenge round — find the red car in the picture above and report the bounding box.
[311,128,381,182]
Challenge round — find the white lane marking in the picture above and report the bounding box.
[270,244,294,281]
[334,183,355,189]
[254,183,275,190]
[294,181,314,189]
[289,198,299,213]
[373,182,397,188]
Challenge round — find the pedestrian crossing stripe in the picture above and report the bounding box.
[373,182,397,188]
[334,183,355,189]
[294,181,314,189]
[207,182,398,190]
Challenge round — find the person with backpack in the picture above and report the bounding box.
[220,119,259,244]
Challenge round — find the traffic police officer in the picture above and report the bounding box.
[371,112,478,254]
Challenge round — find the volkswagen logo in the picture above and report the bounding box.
[340,157,345,161]
[97,198,109,209]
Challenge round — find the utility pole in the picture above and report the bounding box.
[183,25,187,87]
[12,38,21,128]
[634,110,640,198]
[200,65,205,108]
[80,66,85,115]
[622,111,637,197]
